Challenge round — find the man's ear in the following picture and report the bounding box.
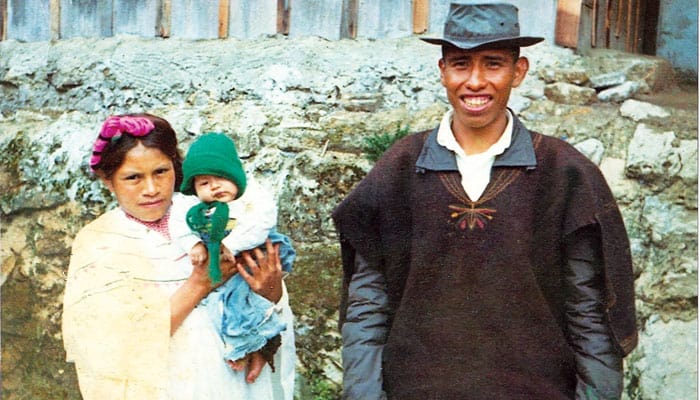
[511,57,529,88]
[438,58,447,86]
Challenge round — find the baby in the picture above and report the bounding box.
[170,132,294,377]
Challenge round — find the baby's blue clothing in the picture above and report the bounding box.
[203,229,295,361]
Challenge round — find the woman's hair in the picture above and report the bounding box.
[91,113,183,189]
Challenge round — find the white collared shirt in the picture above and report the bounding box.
[436,110,513,201]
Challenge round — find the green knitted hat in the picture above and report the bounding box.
[180,133,247,198]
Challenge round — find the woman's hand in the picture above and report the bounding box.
[189,250,239,291]
[236,239,283,303]
[170,249,239,335]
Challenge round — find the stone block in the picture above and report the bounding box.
[574,138,604,165]
[589,71,627,90]
[619,99,671,121]
[516,77,546,100]
[625,124,679,181]
[544,82,597,105]
[538,67,588,85]
[641,195,697,244]
[584,48,676,92]
[599,157,640,202]
[677,139,698,185]
[630,318,697,400]
[597,81,646,102]
[507,93,532,114]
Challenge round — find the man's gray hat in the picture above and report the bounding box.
[421,3,544,50]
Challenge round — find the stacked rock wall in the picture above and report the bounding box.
[0,35,696,399]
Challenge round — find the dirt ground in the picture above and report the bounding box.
[635,80,698,111]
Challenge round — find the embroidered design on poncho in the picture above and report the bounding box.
[439,133,543,230]
[439,167,522,230]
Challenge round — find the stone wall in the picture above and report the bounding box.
[1,35,696,399]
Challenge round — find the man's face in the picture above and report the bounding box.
[439,47,528,137]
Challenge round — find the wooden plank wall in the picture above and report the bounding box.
[288,0,344,40]
[59,0,112,39]
[170,0,219,39]
[7,0,51,41]
[3,0,453,42]
[356,0,413,39]
[578,0,646,53]
[0,0,567,45]
[114,0,159,37]
[228,0,277,39]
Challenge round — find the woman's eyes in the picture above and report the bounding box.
[123,168,169,181]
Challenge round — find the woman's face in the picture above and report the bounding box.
[101,142,176,222]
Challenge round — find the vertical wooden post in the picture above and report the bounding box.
[603,0,611,47]
[413,0,429,34]
[341,0,358,38]
[218,0,229,38]
[158,0,172,37]
[615,0,623,37]
[590,0,597,47]
[49,0,60,41]
[633,0,640,53]
[277,0,289,35]
[625,0,632,51]
[0,0,7,41]
[555,0,581,49]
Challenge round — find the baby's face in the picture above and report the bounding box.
[193,175,239,203]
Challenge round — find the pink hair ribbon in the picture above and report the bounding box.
[90,116,155,172]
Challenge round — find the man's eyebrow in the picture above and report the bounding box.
[444,54,471,62]
[445,53,509,62]
[482,54,508,61]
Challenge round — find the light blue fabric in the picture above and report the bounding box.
[269,228,296,273]
[202,230,296,361]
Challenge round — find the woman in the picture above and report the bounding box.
[62,113,295,399]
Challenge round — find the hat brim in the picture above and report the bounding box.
[420,36,544,50]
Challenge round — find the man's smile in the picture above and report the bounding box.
[461,95,491,111]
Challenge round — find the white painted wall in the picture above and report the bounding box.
[657,0,698,74]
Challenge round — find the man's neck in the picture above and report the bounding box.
[452,111,509,155]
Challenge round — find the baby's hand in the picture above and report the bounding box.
[190,242,208,267]
[221,245,235,263]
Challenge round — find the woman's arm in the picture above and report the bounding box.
[169,249,239,335]
[169,273,211,335]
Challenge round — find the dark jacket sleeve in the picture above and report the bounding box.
[341,252,389,400]
[564,226,624,400]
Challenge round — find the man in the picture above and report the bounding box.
[332,3,637,400]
